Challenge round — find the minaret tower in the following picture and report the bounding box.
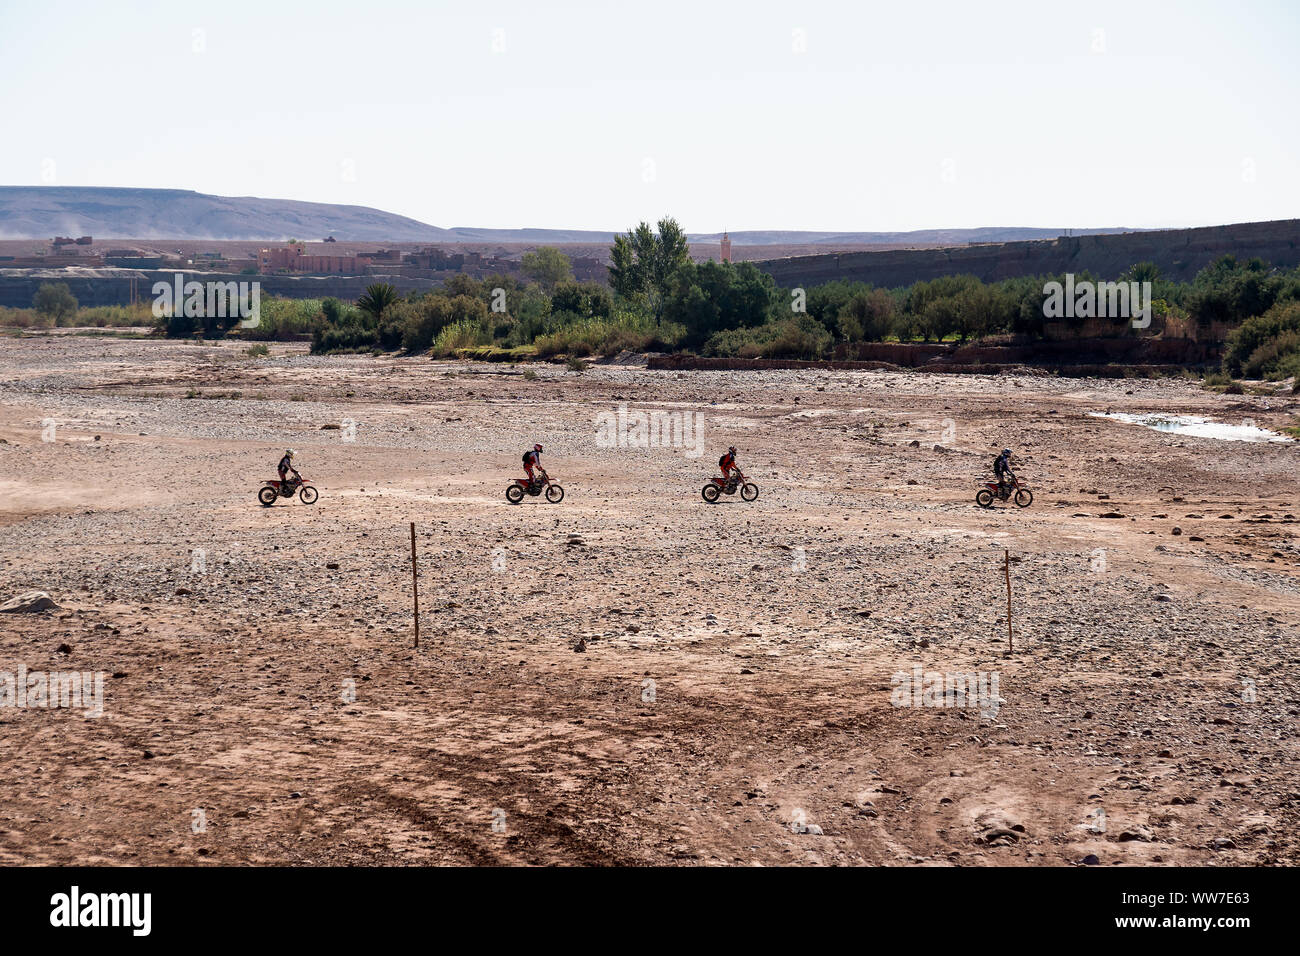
[720,230,732,264]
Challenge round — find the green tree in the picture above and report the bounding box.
[400,297,454,353]
[520,246,573,289]
[33,282,78,323]
[551,280,613,318]
[608,217,691,313]
[1187,255,1282,325]
[838,288,896,341]
[662,260,777,347]
[440,274,484,300]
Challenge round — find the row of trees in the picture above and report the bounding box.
[597,223,1300,364]
[112,214,1300,376]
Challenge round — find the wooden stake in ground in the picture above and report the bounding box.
[1004,548,1013,654]
[410,521,420,649]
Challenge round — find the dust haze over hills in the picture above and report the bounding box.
[0,186,1144,245]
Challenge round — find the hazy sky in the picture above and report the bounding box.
[2,0,1297,233]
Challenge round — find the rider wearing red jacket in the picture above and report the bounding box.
[523,444,545,485]
[718,446,739,482]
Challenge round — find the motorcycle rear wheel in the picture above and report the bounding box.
[702,484,721,503]
[506,484,525,504]
[258,486,278,507]
[975,489,995,508]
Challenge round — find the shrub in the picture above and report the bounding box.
[1243,330,1300,379]
[432,319,492,356]
[399,298,453,353]
[532,310,683,358]
[0,307,52,329]
[1224,301,1300,377]
[703,316,831,360]
[406,295,489,354]
[312,324,379,353]
[33,282,78,323]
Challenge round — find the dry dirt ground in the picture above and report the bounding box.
[1,335,1298,866]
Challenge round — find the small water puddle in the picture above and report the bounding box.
[1089,412,1292,443]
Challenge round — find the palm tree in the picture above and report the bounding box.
[1122,261,1162,284]
[357,283,399,320]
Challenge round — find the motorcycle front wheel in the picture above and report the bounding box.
[546,484,565,503]
[741,482,759,502]
[299,486,318,504]
[1014,489,1033,508]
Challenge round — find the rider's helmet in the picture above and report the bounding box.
[286,449,296,459]
[534,443,543,452]
[728,446,737,455]
[1001,448,1011,457]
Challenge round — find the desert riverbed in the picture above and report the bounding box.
[1,335,1297,865]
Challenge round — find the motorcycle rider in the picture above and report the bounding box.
[278,448,301,496]
[992,448,1016,499]
[523,443,546,487]
[718,446,740,485]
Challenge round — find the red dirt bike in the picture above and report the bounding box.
[976,476,1032,509]
[259,475,318,506]
[702,470,759,503]
[506,472,564,504]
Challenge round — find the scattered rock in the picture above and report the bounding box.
[1118,826,1153,842]
[0,591,59,613]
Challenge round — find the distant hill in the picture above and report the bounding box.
[0,187,452,242]
[0,186,1144,245]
